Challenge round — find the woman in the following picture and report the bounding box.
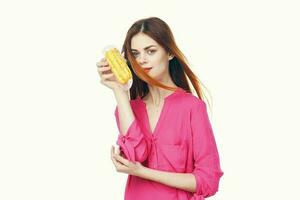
[97,17,224,200]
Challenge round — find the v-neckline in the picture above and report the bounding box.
[143,102,165,135]
[138,87,182,136]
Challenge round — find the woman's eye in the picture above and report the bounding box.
[147,50,156,54]
[132,52,139,57]
[131,50,156,57]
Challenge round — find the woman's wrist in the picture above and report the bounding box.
[134,164,147,177]
[113,87,129,99]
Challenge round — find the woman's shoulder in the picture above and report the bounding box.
[114,98,142,114]
[176,90,206,108]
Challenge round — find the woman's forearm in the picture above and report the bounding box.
[137,166,196,193]
[113,88,135,136]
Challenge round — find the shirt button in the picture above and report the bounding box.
[122,137,125,143]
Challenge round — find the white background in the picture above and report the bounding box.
[1,0,299,199]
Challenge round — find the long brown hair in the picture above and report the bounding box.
[121,17,212,110]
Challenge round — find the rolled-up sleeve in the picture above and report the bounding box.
[190,100,224,198]
[114,106,149,163]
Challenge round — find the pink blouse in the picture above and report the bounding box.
[114,87,224,200]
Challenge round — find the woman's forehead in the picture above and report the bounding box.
[131,33,160,50]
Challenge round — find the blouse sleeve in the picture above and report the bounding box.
[190,100,224,198]
[114,105,149,163]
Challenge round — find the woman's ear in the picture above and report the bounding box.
[168,54,174,60]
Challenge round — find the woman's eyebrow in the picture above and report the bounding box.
[130,45,157,51]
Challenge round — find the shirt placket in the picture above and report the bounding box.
[150,135,158,169]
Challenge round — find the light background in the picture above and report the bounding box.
[0,0,299,199]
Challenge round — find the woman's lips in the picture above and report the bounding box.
[144,67,152,72]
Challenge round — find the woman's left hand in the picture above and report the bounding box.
[111,145,144,176]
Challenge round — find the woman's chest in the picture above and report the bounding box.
[138,102,191,145]
[145,104,164,134]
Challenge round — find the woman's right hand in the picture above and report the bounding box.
[96,57,123,90]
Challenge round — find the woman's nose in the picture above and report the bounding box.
[138,53,148,65]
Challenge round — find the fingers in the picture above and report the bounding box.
[111,153,123,169]
[97,58,121,89]
[97,65,110,72]
[111,145,129,166]
[96,57,115,79]
[97,65,115,82]
[98,66,112,76]
[111,145,115,155]
[101,73,114,80]
[115,145,121,155]
[96,59,110,73]
[111,146,128,172]
[96,58,108,68]
[111,146,122,163]
[114,153,130,167]
[111,146,121,165]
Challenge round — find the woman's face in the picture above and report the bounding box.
[130,32,172,81]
